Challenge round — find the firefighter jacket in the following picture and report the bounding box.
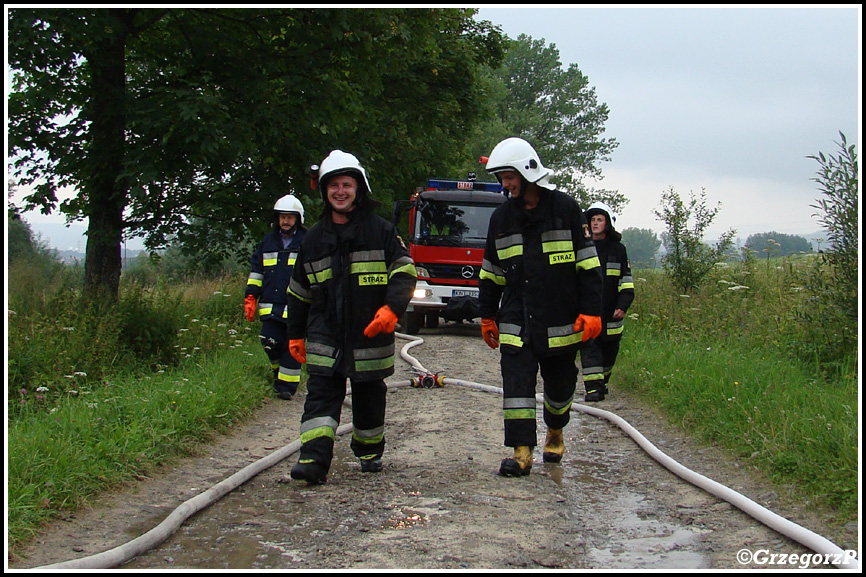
[478,189,603,356]
[594,237,635,342]
[286,209,417,381]
[245,228,306,323]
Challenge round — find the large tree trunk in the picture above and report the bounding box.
[82,11,129,302]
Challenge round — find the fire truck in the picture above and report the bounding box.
[393,175,506,334]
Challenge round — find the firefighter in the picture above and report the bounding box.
[286,150,417,484]
[244,194,307,400]
[580,202,635,401]
[478,137,604,477]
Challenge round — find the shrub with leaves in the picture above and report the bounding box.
[807,132,858,321]
[792,132,858,371]
[653,186,736,293]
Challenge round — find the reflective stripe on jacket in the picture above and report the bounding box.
[287,210,417,380]
[246,228,305,322]
[478,189,603,355]
[594,237,635,341]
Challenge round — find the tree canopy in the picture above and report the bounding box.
[744,232,812,258]
[449,34,623,212]
[621,227,662,269]
[8,8,505,299]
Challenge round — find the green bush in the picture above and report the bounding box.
[117,287,182,366]
[652,186,736,292]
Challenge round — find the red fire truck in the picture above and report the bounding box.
[393,176,506,334]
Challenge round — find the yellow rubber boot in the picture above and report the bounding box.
[499,445,533,477]
[542,428,565,463]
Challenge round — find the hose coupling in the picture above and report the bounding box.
[410,371,445,388]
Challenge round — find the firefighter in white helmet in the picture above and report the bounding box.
[478,137,604,476]
[285,150,417,484]
[244,194,307,400]
[581,201,635,401]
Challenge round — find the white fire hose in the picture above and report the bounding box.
[34,332,858,570]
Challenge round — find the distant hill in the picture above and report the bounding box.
[29,222,146,251]
[28,222,146,265]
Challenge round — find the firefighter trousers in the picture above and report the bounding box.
[259,319,301,396]
[500,346,578,448]
[297,372,387,472]
[579,337,621,395]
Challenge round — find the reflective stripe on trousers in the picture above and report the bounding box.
[500,346,577,447]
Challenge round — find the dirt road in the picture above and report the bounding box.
[8,323,858,570]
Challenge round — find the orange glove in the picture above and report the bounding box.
[364,305,399,338]
[244,295,257,322]
[481,317,499,349]
[574,314,602,341]
[289,339,307,364]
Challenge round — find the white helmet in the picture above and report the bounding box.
[586,201,617,229]
[485,137,555,190]
[273,194,305,224]
[317,150,372,196]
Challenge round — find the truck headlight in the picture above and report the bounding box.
[413,288,432,299]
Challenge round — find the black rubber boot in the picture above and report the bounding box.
[584,387,605,402]
[290,460,328,484]
[499,446,532,477]
[542,428,565,463]
[359,458,383,473]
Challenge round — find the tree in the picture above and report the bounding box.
[8,8,505,300]
[805,132,858,327]
[620,227,662,269]
[653,187,735,292]
[452,34,624,213]
[744,232,812,259]
[808,132,858,296]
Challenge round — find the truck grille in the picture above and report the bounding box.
[419,263,479,282]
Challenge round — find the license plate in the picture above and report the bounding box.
[452,289,478,298]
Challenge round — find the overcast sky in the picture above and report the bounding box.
[477,5,860,241]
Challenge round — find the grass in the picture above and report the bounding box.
[7,336,274,551]
[616,322,858,517]
[613,255,858,523]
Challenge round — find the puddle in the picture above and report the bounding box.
[565,485,710,569]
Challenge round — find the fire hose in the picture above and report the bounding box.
[35,332,859,570]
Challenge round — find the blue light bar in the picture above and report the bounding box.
[426,178,503,193]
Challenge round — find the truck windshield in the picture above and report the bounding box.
[414,200,497,248]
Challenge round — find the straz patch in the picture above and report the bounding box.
[549,252,575,265]
[358,273,388,286]
[583,224,591,239]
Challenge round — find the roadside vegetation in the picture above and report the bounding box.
[6,214,277,553]
[617,257,858,520]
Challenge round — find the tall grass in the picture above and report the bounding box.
[7,344,271,549]
[6,262,276,554]
[616,255,858,521]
